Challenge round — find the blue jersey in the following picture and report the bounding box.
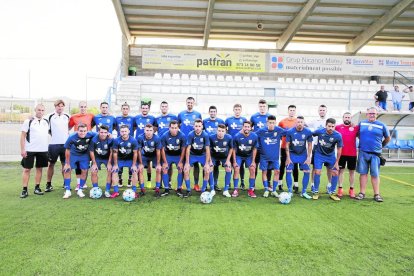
[313,128,343,157]
[64,132,95,156]
[256,126,286,160]
[250,112,270,131]
[286,127,313,156]
[161,131,186,157]
[155,114,178,136]
[88,134,114,160]
[177,110,202,136]
[134,115,156,138]
[358,120,390,154]
[203,117,225,135]
[115,115,135,133]
[113,136,139,161]
[233,132,258,158]
[93,114,116,133]
[225,116,247,137]
[186,130,210,156]
[137,134,162,158]
[209,134,233,160]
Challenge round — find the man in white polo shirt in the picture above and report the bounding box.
[20,104,50,198]
[46,99,70,192]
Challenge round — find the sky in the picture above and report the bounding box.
[0,0,122,101]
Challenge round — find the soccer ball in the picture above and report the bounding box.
[89,187,102,199]
[278,192,292,204]
[200,192,213,204]
[122,189,136,202]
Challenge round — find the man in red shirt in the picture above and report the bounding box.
[335,112,359,198]
[278,105,299,192]
[69,101,95,131]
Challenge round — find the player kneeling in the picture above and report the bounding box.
[111,125,139,198]
[89,125,114,198]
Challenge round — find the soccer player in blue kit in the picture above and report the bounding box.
[137,124,162,197]
[115,102,135,188]
[182,119,211,198]
[203,105,225,191]
[134,102,157,187]
[232,121,258,198]
[312,118,343,201]
[93,102,116,133]
[178,97,202,191]
[111,125,139,198]
[208,124,233,197]
[256,115,286,198]
[155,101,178,137]
[89,125,114,198]
[225,103,247,189]
[62,123,95,199]
[285,116,313,199]
[160,120,186,196]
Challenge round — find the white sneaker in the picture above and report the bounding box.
[77,189,85,198]
[210,190,216,197]
[104,191,111,198]
[63,190,72,199]
[263,190,269,198]
[223,190,231,198]
[271,191,279,198]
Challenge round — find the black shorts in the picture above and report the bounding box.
[21,152,49,169]
[338,156,357,170]
[48,144,65,163]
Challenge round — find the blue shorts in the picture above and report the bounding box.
[259,159,280,171]
[236,155,253,168]
[357,151,380,177]
[48,144,65,163]
[142,155,157,168]
[118,159,134,169]
[313,152,336,170]
[95,158,111,170]
[166,155,181,166]
[70,154,90,170]
[189,155,207,166]
[287,153,310,171]
[211,157,229,168]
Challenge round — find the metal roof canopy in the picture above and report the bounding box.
[112,0,414,53]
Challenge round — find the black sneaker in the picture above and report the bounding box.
[214,186,222,192]
[34,188,44,195]
[240,183,246,191]
[183,191,192,198]
[278,185,283,191]
[293,186,299,194]
[139,190,146,197]
[176,189,184,197]
[161,189,170,197]
[45,185,54,192]
[20,190,29,198]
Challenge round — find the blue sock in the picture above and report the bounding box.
[302,173,310,194]
[162,174,170,189]
[224,171,231,191]
[64,178,71,190]
[249,178,255,190]
[314,174,321,192]
[80,179,86,189]
[263,180,269,190]
[207,172,214,191]
[132,185,137,192]
[234,178,239,189]
[140,183,145,189]
[330,175,338,194]
[286,171,293,193]
[92,183,98,188]
[185,179,191,191]
[105,183,111,192]
[177,173,183,188]
[203,180,210,191]
[272,181,278,192]
[155,182,160,189]
[114,185,119,193]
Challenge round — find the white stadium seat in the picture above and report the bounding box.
[252,76,260,82]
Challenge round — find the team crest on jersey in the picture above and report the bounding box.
[200,138,204,142]
[167,117,171,121]
[329,138,334,142]
[86,139,90,143]
[175,139,179,144]
[349,127,354,131]
[106,119,110,123]
[146,119,149,123]
[274,132,277,136]
[368,126,373,131]
[150,141,154,146]
[192,115,196,119]
[127,143,131,147]
[248,140,252,144]
[223,141,227,146]
[302,134,305,139]
[104,144,108,149]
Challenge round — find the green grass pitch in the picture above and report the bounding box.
[1,163,413,275]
